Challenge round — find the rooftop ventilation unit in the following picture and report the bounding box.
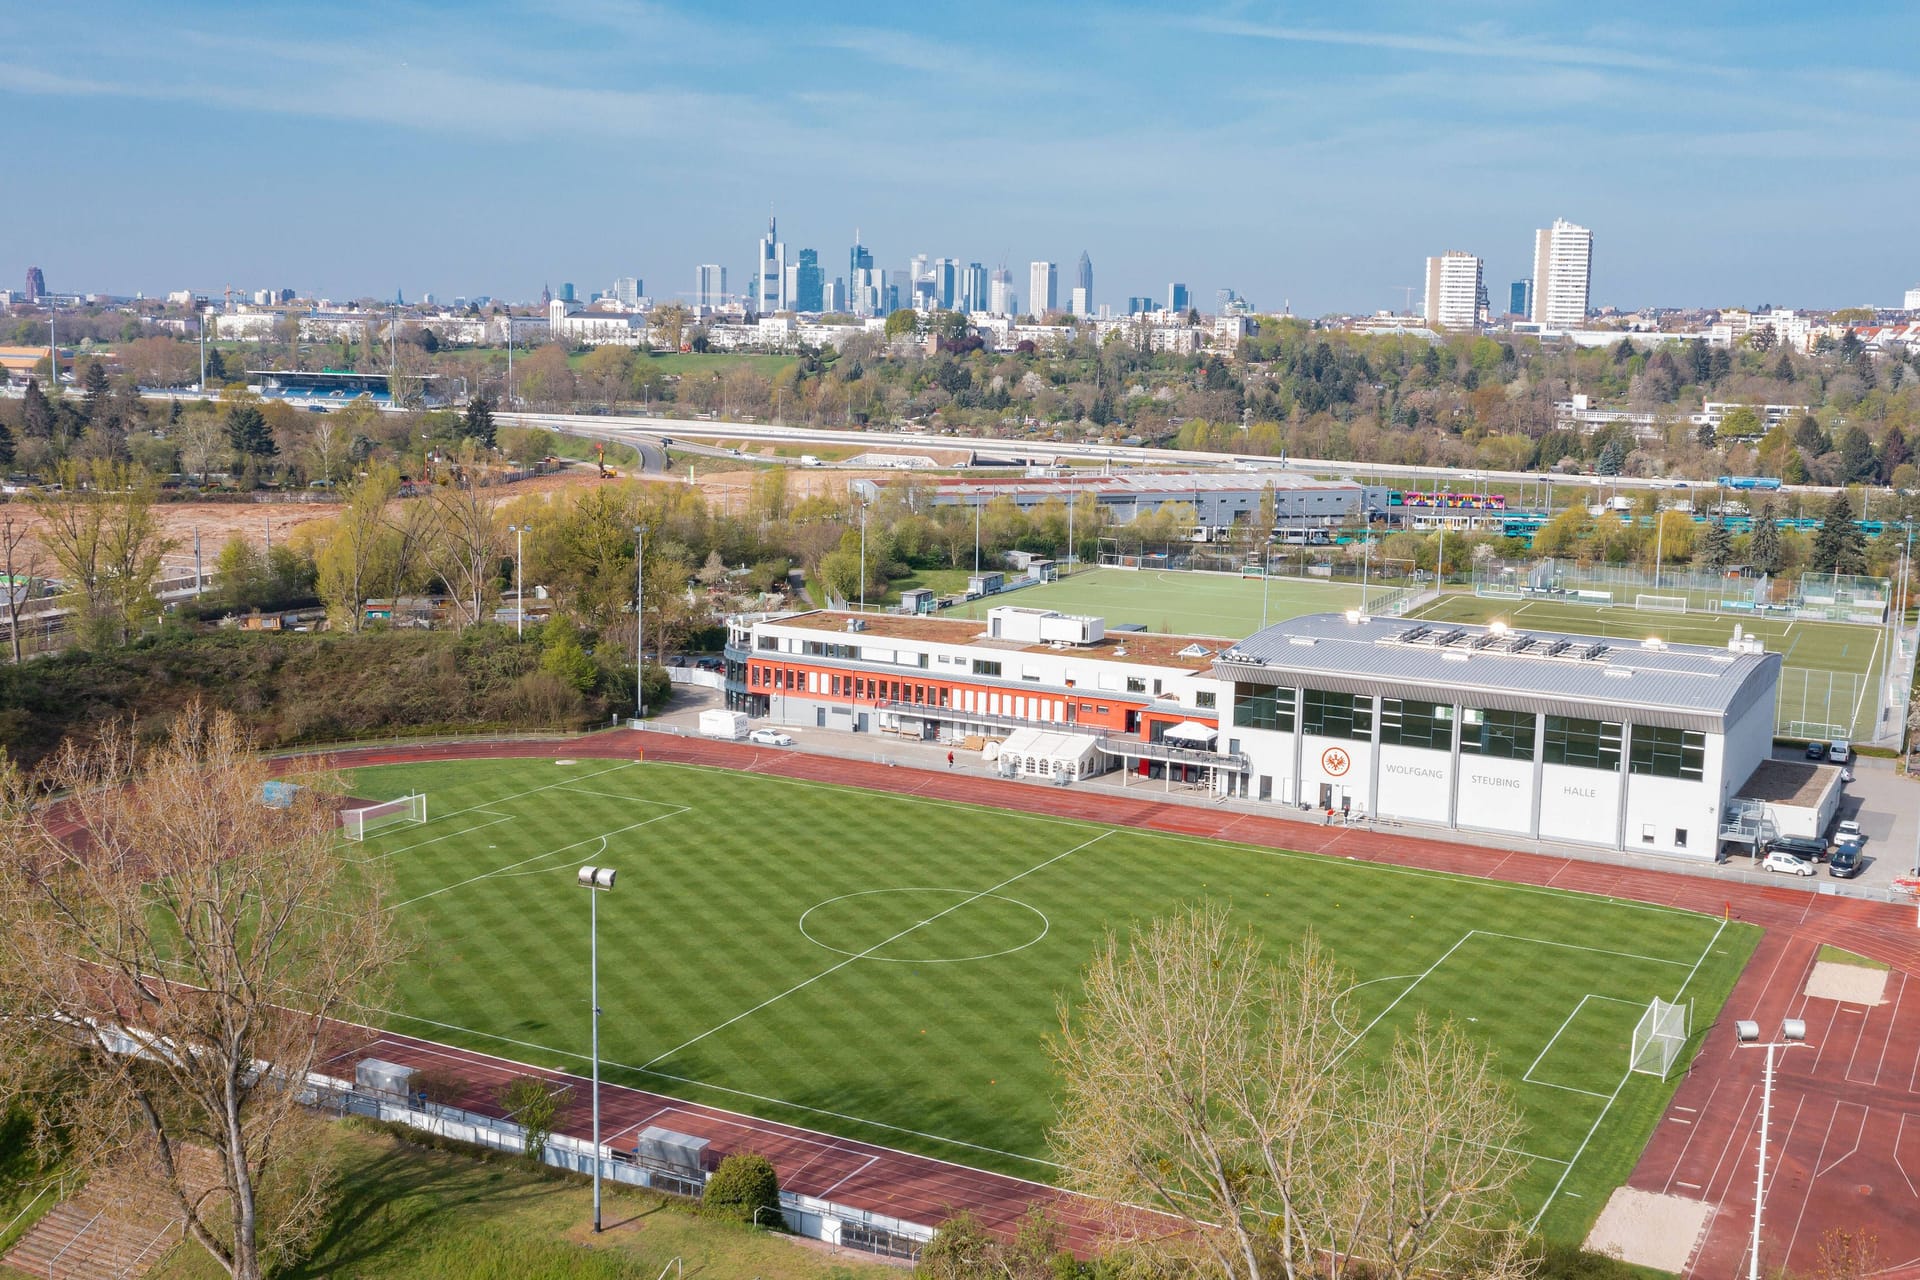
[1544,639,1571,657]
[1580,642,1609,660]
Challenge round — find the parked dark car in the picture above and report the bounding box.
[1768,836,1830,863]
[1827,847,1863,878]
[1804,741,1827,760]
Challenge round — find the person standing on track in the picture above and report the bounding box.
[947,750,955,768]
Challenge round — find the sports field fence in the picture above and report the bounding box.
[1473,559,1891,624]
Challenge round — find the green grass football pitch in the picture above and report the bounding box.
[944,567,1367,637]
[346,756,1757,1243]
[1406,593,1890,741]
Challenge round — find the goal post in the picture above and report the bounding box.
[1629,997,1691,1079]
[341,793,427,842]
[1634,594,1689,614]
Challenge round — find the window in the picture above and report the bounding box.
[1460,708,1535,759]
[1195,690,1216,710]
[1126,677,1147,693]
[1233,683,1296,732]
[802,640,858,660]
[1675,828,1688,848]
[972,659,1002,677]
[756,635,779,651]
[1543,715,1623,771]
[1302,688,1371,741]
[1379,698,1453,750]
[1629,725,1706,781]
[1642,824,1656,844]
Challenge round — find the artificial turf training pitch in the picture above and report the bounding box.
[345,756,1757,1243]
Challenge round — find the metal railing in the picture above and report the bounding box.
[115,1219,181,1279]
[872,699,1248,769]
[46,1208,103,1280]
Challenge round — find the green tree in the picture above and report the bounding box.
[0,417,14,468]
[1595,438,1626,475]
[498,1076,563,1166]
[539,629,599,694]
[1811,490,1867,575]
[1836,427,1876,483]
[1696,520,1733,574]
[80,359,111,422]
[461,394,497,448]
[884,308,921,339]
[701,1151,780,1226]
[1748,499,1784,575]
[226,404,278,460]
[21,377,55,440]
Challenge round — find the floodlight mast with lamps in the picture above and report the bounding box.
[507,524,528,637]
[577,864,617,1232]
[1734,1017,1809,1280]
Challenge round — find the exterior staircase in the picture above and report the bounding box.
[3,1149,218,1280]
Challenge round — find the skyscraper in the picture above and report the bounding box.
[931,257,959,310]
[756,216,787,313]
[560,282,576,303]
[1530,218,1592,328]
[1075,251,1093,313]
[1069,287,1090,318]
[23,267,44,301]
[1168,282,1190,313]
[611,276,641,307]
[1423,251,1484,330]
[1028,261,1057,317]
[696,264,727,310]
[794,249,824,312]
[961,263,988,313]
[988,267,1014,317]
[1509,281,1531,317]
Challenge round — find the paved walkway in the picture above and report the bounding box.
[305,729,1920,1274]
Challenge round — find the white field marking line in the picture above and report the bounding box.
[362,1010,1064,1175]
[649,755,1713,924]
[1782,1102,1844,1266]
[1522,995,1613,1099]
[379,760,642,827]
[1527,1064,1632,1233]
[1896,1114,1918,1197]
[819,1154,883,1199]
[1529,914,1730,1230]
[1866,970,1909,1088]
[359,814,512,862]
[608,1103,843,1154]
[1333,929,1475,1064]
[1474,929,1692,968]
[1329,974,1419,1039]
[1660,1077,1725,1196]
[387,809,687,910]
[1814,1101,1866,1178]
[1851,624,1883,731]
[554,786,690,807]
[638,830,1112,1071]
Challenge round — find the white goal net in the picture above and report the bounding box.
[1634,594,1689,615]
[341,793,427,842]
[1630,997,1691,1078]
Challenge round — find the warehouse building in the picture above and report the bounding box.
[1211,612,1780,859]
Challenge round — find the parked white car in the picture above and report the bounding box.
[747,728,794,747]
[1834,819,1865,849]
[1762,849,1816,876]
[1829,741,1852,765]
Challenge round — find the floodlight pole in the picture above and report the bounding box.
[858,503,868,612]
[509,525,527,638]
[578,866,617,1233]
[974,497,981,575]
[1734,1018,1809,1280]
[1654,508,1665,591]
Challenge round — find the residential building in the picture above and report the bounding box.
[1028,261,1057,317]
[756,216,786,313]
[696,264,727,310]
[1423,251,1484,330]
[1215,611,1778,857]
[1509,280,1531,317]
[1530,218,1593,328]
[1168,282,1190,313]
[1905,286,1920,312]
[1075,251,1093,313]
[793,249,824,312]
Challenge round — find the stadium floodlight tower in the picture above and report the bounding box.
[1734,1017,1809,1280]
[577,864,617,1232]
[632,525,647,721]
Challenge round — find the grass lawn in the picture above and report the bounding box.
[944,567,1368,638]
[879,567,975,604]
[344,757,1757,1244]
[148,1124,893,1280]
[1816,943,1889,970]
[637,352,799,379]
[1404,593,1890,740]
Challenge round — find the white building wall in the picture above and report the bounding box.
[1538,763,1621,847]
[1300,734,1370,815]
[1375,744,1452,824]
[1455,753,1535,836]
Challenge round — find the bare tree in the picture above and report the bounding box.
[1050,903,1532,1280]
[174,411,230,483]
[423,473,502,626]
[32,461,178,647]
[0,515,45,663]
[0,706,403,1280]
[315,465,402,631]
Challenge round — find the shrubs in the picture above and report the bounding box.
[701,1151,781,1227]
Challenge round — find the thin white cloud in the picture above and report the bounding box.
[1183,14,1709,75]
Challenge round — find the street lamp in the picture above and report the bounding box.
[1734,1017,1810,1280]
[507,525,529,638]
[633,526,647,721]
[577,865,617,1232]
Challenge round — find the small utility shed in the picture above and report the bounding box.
[998,728,1104,782]
[1727,759,1844,843]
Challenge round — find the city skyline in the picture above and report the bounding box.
[4,2,1919,312]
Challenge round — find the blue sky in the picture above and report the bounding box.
[5,2,1917,314]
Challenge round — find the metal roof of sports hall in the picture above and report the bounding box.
[1212,611,1780,732]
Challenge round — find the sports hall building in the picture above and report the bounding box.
[726,606,1781,861]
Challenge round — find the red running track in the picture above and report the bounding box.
[301,732,1920,1270]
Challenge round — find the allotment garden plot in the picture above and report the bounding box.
[344,756,1755,1242]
